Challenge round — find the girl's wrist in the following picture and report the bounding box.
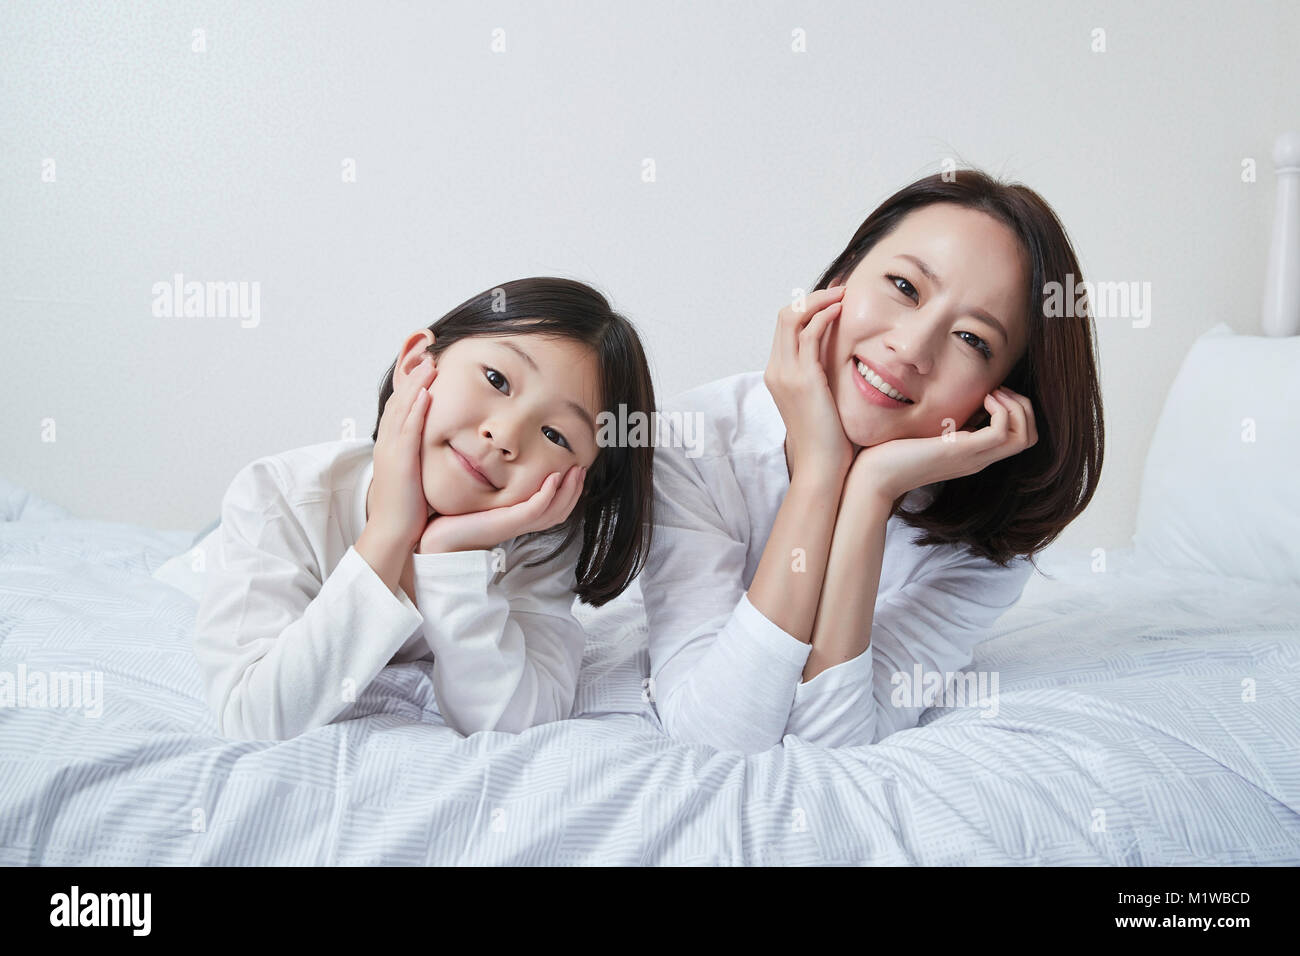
[419,526,488,555]
[360,521,418,556]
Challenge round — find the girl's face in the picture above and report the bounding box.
[397,332,603,517]
[821,202,1031,449]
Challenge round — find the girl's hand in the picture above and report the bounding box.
[368,352,438,550]
[418,463,587,555]
[846,386,1039,508]
[764,285,855,483]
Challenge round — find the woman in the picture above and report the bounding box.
[639,169,1104,753]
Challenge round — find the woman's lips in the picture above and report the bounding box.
[450,445,495,487]
[851,358,913,408]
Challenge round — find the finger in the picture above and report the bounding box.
[401,385,429,439]
[519,472,564,520]
[381,357,433,436]
[790,285,846,316]
[460,473,560,545]
[403,355,436,397]
[775,301,799,372]
[776,287,845,369]
[999,388,1038,446]
[537,467,585,530]
[994,388,1024,442]
[976,391,1010,446]
[399,361,433,425]
[542,467,582,517]
[797,300,842,369]
[558,465,585,513]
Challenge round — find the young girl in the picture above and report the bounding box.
[192,277,655,741]
[639,169,1104,753]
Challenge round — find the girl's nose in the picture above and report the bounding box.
[482,423,517,459]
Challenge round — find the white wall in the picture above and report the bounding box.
[3,0,1298,558]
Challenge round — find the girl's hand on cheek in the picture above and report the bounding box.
[417,463,587,555]
[845,386,1039,510]
[367,355,437,550]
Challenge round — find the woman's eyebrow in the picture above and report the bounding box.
[495,340,598,436]
[893,253,1009,343]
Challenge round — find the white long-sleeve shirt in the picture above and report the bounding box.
[185,438,587,741]
[640,371,1035,754]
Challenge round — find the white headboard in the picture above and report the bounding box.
[1262,130,1300,336]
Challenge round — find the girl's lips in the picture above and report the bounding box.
[851,357,913,408]
[450,445,496,488]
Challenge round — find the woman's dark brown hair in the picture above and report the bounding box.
[371,277,655,607]
[812,169,1104,571]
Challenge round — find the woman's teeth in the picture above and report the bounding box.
[855,359,913,404]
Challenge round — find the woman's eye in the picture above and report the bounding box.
[888,275,918,301]
[542,426,570,450]
[886,276,992,360]
[956,330,993,359]
[484,367,509,393]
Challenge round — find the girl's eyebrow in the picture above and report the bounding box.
[494,340,597,436]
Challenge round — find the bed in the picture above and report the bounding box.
[3,137,1299,865]
[1,475,1296,864]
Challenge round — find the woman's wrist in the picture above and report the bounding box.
[841,481,899,520]
[787,464,850,503]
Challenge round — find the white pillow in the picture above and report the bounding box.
[1132,322,1300,585]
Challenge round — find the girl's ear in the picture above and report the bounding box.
[401,331,437,371]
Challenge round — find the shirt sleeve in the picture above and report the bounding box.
[411,530,587,736]
[192,459,425,741]
[638,433,813,755]
[784,549,1034,747]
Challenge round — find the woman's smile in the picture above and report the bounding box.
[850,357,914,409]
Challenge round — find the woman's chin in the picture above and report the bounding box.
[842,416,899,448]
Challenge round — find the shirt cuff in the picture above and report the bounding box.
[735,591,814,669]
[411,548,499,599]
[338,544,424,633]
[791,644,874,705]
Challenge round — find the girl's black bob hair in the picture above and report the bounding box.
[371,276,655,607]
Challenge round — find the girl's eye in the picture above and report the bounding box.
[542,426,570,450]
[888,275,918,301]
[484,367,509,394]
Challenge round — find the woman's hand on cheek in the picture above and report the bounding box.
[417,463,588,555]
[845,386,1039,509]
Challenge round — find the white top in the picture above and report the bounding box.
[189,438,587,741]
[639,371,1034,753]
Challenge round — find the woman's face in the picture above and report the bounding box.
[393,332,603,517]
[820,202,1031,449]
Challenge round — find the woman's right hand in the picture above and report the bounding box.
[368,350,437,550]
[764,285,855,483]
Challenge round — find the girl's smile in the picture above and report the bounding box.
[448,443,501,489]
[417,333,602,516]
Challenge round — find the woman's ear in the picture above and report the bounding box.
[961,405,991,431]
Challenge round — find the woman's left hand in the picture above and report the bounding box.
[417,464,587,555]
[847,386,1039,508]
